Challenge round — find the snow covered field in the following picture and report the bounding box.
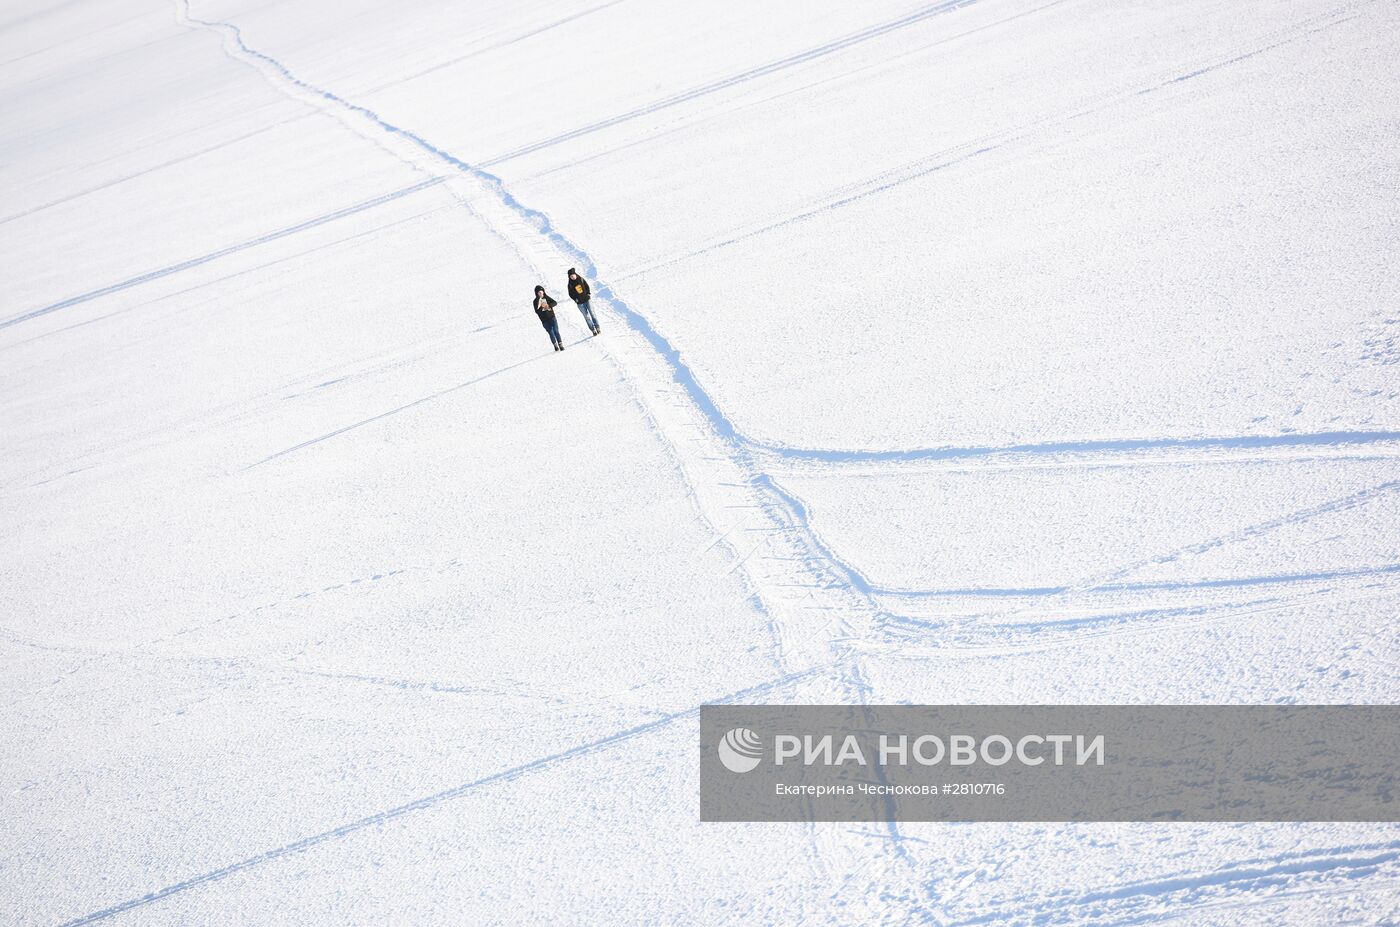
[3,0,1399,922]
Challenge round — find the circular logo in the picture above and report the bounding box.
[717,727,763,773]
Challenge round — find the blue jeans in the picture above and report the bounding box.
[542,313,562,346]
[576,300,599,331]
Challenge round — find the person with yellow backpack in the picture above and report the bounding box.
[566,268,600,336]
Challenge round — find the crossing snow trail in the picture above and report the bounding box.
[170,0,889,671]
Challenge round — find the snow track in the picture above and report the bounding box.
[477,0,986,167]
[0,177,445,330]
[168,0,886,679]
[948,840,1400,926]
[53,665,832,927]
[608,0,1372,284]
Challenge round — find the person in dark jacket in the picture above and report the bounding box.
[566,268,600,335]
[533,285,564,351]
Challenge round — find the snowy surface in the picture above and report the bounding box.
[3,0,1399,923]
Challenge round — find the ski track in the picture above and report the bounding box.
[1056,479,1400,597]
[882,588,1348,649]
[862,583,1400,660]
[0,6,156,68]
[753,467,1399,657]
[352,0,629,99]
[244,350,551,468]
[946,841,1400,926]
[477,0,984,167]
[18,0,1396,922]
[0,199,460,361]
[0,112,313,227]
[2,628,673,719]
[753,428,1400,466]
[516,0,1073,189]
[610,1,1369,284]
[874,562,1400,601]
[868,480,1400,644]
[50,663,838,927]
[0,176,445,329]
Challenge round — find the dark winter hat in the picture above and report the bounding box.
[567,268,577,275]
[534,285,544,293]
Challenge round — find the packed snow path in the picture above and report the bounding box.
[3,0,1399,923]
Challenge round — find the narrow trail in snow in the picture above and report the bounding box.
[165,0,886,676]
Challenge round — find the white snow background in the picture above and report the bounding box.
[3,0,1399,923]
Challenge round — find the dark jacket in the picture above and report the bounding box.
[566,269,591,304]
[533,290,557,317]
